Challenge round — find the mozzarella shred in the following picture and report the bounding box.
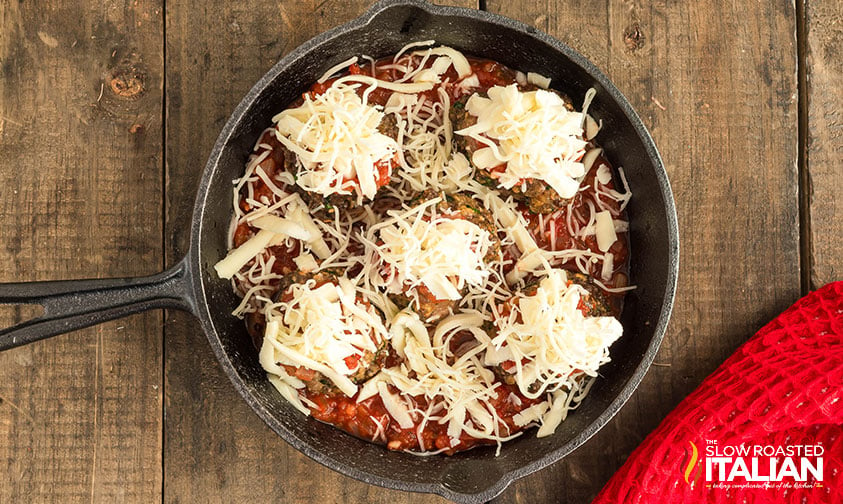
[601,252,615,281]
[318,56,359,83]
[582,147,604,175]
[483,191,538,255]
[526,72,551,89]
[293,252,318,272]
[427,47,472,78]
[512,401,549,427]
[455,84,588,199]
[538,377,597,437]
[250,214,313,241]
[273,82,398,200]
[594,210,618,252]
[536,390,570,437]
[268,374,311,416]
[260,279,389,397]
[214,229,276,279]
[287,197,331,259]
[377,381,415,429]
[387,86,473,193]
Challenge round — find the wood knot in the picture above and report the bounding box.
[109,67,145,99]
[129,123,143,134]
[623,22,645,52]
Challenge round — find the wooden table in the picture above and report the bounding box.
[0,0,839,502]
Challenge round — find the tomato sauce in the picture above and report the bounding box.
[304,381,544,454]
[516,157,630,295]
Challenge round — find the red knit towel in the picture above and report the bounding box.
[593,282,843,504]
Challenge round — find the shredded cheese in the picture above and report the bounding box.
[293,252,318,272]
[377,381,415,428]
[382,311,509,445]
[268,374,311,416]
[490,269,623,403]
[214,229,276,279]
[318,56,359,83]
[594,210,618,252]
[367,198,494,301]
[250,214,313,241]
[526,72,551,89]
[273,82,398,200]
[427,47,471,78]
[287,197,331,259]
[455,84,588,200]
[261,278,389,397]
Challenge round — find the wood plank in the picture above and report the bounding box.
[805,0,843,288]
[485,0,800,502]
[164,2,471,503]
[0,0,164,502]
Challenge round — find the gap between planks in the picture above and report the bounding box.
[796,0,811,296]
[160,0,169,502]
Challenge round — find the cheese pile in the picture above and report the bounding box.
[455,84,588,199]
[487,269,623,399]
[368,311,515,449]
[367,197,493,301]
[273,82,399,201]
[259,276,389,397]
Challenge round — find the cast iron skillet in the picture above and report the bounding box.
[0,1,679,501]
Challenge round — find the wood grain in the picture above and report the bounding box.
[805,0,843,288]
[485,0,801,502]
[163,2,469,503]
[0,0,163,502]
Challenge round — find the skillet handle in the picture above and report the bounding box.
[0,257,195,351]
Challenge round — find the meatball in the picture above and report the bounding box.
[492,271,612,388]
[266,270,389,394]
[298,111,402,211]
[386,190,502,322]
[451,91,579,214]
[404,190,502,260]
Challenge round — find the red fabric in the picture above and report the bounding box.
[593,282,843,504]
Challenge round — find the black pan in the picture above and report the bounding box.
[0,1,679,501]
